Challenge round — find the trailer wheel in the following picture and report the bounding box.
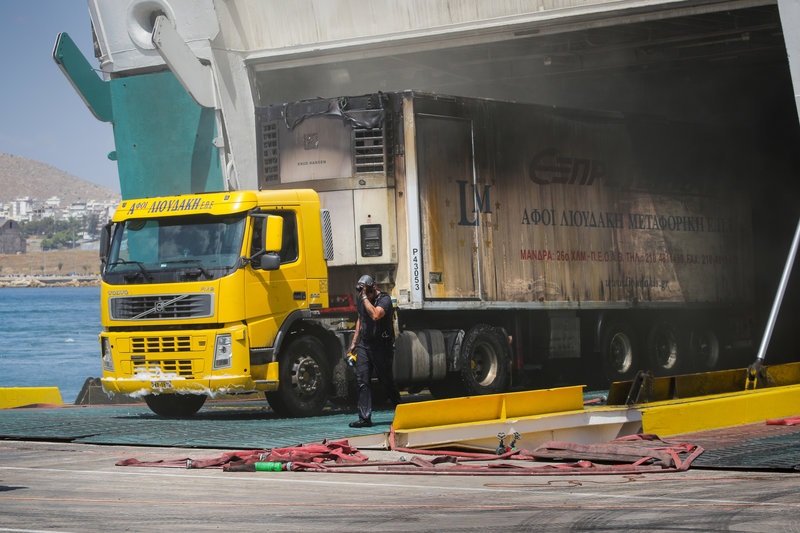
[266,335,330,417]
[688,327,720,371]
[144,393,206,418]
[601,322,639,381]
[646,321,684,375]
[459,325,511,395]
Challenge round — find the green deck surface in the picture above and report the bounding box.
[0,401,391,449]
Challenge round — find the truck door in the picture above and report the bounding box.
[416,114,480,300]
[244,209,307,348]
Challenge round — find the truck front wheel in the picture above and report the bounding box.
[266,335,330,417]
[144,393,206,417]
[459,325,511,395]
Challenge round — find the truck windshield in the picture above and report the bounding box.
[104,214,246,284]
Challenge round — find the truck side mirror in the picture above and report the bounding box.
[260,253,281,271]
[252,215,283,271]
[262,215,284,253]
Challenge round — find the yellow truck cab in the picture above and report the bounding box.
[99,190,334,417]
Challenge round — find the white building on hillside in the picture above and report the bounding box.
[10,197,33,221]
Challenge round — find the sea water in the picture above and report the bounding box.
[0,287,102,403]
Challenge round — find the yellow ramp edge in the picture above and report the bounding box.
[640,384,800,436]
[389,386,642,451]
[384,362,800,451]
[0,387,63,409]
[393,385,585,431]
[608,362,800,404]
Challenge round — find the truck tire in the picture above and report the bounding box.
[144,393,206,417]
[459,325,511,395]
[266,335,330,417]
[688,327,720,371]
[646,321,683,375]
[601,322,639,382]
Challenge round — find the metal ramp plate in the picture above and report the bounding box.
[390,385,643,451]
[0,402,393,449]
[386,374,800,453]
[673,421,800,470]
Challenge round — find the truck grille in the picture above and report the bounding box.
[354,127,385,173]
[132,358,195,377]
[131,336,193,353]
[110,294,213,320]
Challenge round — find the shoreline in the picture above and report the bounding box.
[0,275,100,288]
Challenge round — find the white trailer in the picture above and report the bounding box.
[257,91,753,395]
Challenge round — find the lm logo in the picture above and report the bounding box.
[457,180,492,226]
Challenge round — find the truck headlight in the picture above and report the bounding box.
[213,333,233,369]
[101,337,114,371]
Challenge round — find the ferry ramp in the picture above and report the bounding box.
[2,383,800,471]
[0,399,394,450]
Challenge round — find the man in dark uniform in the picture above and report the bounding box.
[348,274,401,428]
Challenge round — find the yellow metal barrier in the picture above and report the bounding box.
[763,361,800,387]
[603,361,800,436]
[608,362,800,405]
[640,384,800,436]
[381,362,800,451]
[392,385,585,431]
[0,387,63,409]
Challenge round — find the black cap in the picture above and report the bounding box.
[357,274,375,288]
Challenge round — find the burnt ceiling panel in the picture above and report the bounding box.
[254,4,789,123]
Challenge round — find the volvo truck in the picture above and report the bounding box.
[98,189,335,416]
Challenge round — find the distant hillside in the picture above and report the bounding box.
[0,153,120,204]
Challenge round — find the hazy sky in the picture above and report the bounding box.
[0,2,119,192]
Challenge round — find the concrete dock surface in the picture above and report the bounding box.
[2,392,800,531]
[1,438,800,532]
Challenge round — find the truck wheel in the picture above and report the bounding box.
[266,336,330,417]
[459,325,511,395]
[646,321,683,375]
[601,322,639,382]
[144,393,206,417]
[688,327,720,371]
